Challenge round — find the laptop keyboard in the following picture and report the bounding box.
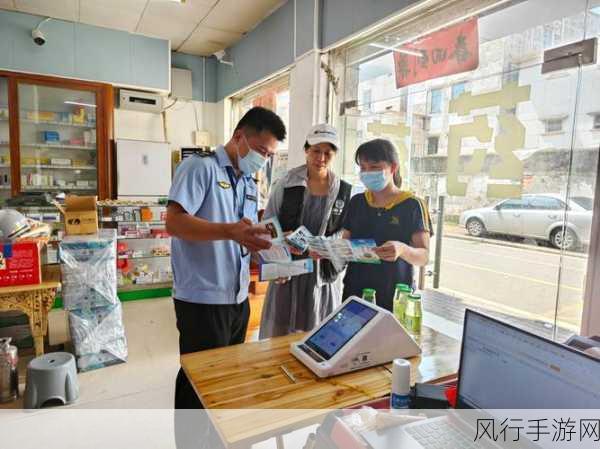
[405,420,479,449]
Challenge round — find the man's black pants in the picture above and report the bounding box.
[173,298,250,409]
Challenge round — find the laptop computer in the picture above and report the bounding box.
[361,309,600,449]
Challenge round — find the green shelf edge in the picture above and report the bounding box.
[52,287,172,309]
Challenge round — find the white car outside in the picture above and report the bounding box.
[459,194,592,251]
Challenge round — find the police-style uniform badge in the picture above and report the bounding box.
[332,199,345,215]
[390,216,400,225]
[217,181,231,189]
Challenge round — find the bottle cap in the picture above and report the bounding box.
[362,288,376,295]
[408,293,422,300]
[391,358,411,395]
[395,283,411,292]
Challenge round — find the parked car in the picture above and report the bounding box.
[459,194,593,251]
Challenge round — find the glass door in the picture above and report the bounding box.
[17,83,98,195]
[335,0,599,341]
[0,77,11,201]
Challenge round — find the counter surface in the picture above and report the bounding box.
[181,325,460,447]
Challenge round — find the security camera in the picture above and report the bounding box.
[213,49,233,67]
[31,28,46,46]
[32,18,51,46]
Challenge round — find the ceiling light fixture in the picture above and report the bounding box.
[64,101,97,108]
[369,42,423,58]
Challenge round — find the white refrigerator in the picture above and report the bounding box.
[116,139,171,199]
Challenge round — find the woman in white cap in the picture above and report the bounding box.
[259,124,351,338]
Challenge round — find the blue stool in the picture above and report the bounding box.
[24,352,79,409]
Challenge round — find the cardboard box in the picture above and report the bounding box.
[54,195,98,235]
[0,241,42,287]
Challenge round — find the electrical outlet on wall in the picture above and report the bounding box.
[193,130,211,147]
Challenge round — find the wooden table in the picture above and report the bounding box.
[0,281,60,356]
[181,325,461,448]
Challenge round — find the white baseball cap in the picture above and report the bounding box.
[306,124,339,149]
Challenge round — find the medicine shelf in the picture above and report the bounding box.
[19,119,95,128]
[21,165,97,171]
[117,282,173,292]
[21,143,96,151]
[117,235,170,241]
[118,254,170,260]
[21,186,97,191]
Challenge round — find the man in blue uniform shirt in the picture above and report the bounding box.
[167,106,286,409]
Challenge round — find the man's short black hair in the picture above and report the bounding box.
[234,106,286,142]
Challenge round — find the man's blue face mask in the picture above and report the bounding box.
[238,135,268,175]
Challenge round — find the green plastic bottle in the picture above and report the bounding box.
[392,283,412,324]
[362,288,376,305]
[405,293,422,334]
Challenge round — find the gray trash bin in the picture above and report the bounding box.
[24,352,79,409]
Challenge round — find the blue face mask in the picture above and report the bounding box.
[360,170,389,192]
[238,137,268,175]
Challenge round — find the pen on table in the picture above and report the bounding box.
[280,364,297,383]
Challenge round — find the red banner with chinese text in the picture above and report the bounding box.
[393,18,479,88]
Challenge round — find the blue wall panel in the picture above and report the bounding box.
[295,0,317,57]
[0,9,169,92]
[217,0,295,99]
[321,0,421,48]
[74,23,131,85]
[132,34,170,91]
[9,13,75,76]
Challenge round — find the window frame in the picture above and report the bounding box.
[429,88,443,114]
[427,135,440,155]
[543,118,565,133]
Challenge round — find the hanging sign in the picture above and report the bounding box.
[393,18,479,88]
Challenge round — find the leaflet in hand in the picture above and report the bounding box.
[257,217,291,263]
[259,259,314,281]
[309,237,381,264]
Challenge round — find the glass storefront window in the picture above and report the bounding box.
[334,0,600,341]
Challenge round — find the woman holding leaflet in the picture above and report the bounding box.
[259,124,352,338]
[341,139,432,312]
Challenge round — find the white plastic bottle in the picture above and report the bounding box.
[390,358,411,409]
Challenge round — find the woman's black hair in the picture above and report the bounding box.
[304,140,337,151]
[355,138,402,187]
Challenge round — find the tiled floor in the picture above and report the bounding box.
[4,297,180,409]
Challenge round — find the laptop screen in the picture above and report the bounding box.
[305,300,378,360]
[458,310,600,409]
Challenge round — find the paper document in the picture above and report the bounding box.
[259,259,314,281]
[309,237,381,265]
[257,217,291,263]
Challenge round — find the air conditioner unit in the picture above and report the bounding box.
[119,89,163,113]
[171,68,193,100]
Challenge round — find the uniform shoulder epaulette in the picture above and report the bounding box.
[196,148,216,158]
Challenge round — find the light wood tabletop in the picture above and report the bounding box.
[181,325,461,448]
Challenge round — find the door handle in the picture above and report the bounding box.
[513,213,521,217]
[548,214,558,219]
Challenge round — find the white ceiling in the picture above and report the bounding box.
[0,0,286,56]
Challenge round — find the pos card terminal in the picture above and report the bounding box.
[290,297,421,378]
